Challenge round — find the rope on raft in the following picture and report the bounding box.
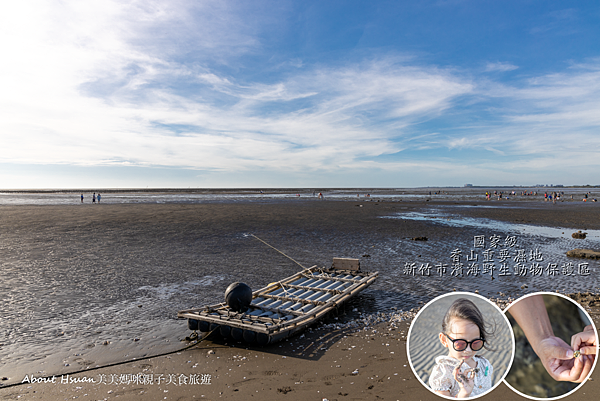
[249,234,308,271]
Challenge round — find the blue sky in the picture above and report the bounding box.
[1,0,599,188]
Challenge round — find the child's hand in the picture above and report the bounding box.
[571,325,597,356]
[453,361,475,398]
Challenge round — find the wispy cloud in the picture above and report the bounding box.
[438,62,600,172]
[1,1,599,187]
[130,60,472,172]
[0,1,474,174]
[530,8,579,36]
[485,62,518,72]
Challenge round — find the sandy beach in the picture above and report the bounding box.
[1,307,599,401]
[1,193,600,400]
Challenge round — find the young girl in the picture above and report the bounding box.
[428,298,494,398]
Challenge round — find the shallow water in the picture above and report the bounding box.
[1,191,599,385]
[4,187,595,206]
[386,207,600,239]
[385,206,600,296]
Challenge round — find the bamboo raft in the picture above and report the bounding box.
[177,258,378,345]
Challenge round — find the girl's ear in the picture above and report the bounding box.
[439,332,448,348]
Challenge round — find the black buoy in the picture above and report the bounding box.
[198,321,211,332]
[242,330,256,344]
[224,282,252,312]
[220,325,232,338]
[256,332,270,346]
[188,319,199,331]
[231,327,244,341]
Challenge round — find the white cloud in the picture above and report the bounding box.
[485,62,519,72]
[0,1,474,174]
[439,62,600,164]
[1,1,599,188]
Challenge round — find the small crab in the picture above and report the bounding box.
[455,365,478,385]
[456,371,472,385]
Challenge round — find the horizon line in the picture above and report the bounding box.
[1,185,599,193]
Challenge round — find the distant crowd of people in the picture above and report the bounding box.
[484,190,596,202]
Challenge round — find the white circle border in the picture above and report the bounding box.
[406,291,516,400]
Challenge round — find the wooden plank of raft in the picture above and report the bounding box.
[191,315,271,333]
[280,283,344,294]
[199,311,279,325]
[259,293,327,305]
[269,274,378,333]
[299,273,361,283]
[249,304,306,317]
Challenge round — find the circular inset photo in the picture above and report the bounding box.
[504,292,598,400]
[407,292,515,399]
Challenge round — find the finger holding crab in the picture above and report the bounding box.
[453,361,476,397]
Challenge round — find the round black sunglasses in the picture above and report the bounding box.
[443,333,485,351]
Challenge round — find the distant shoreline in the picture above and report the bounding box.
[1,186,598,194]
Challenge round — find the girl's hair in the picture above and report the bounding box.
[442,298,495,349]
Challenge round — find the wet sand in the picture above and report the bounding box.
[1,308,599,401]
[1,198,600,399]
